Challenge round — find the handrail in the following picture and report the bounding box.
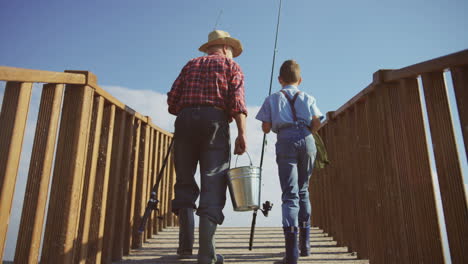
[312,49,468,264]
[0,67,177,263]
[383,49,468,82]
[0,66,86,84]
[324,49,468,123]
[0,66,172,136]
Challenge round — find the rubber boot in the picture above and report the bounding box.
[283,226,299,264]
[299,222,311,256]
[177,208,194,258]
[198,216,224,264]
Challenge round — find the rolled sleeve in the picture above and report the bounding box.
[228,64,248,117]
[310,97,324,121]
[255,98,272,123]
[167,65,186,115]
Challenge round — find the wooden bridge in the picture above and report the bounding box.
[0,50,467,263]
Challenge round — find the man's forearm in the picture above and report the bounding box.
[233,112,246,135]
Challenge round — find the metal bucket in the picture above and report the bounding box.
[227,152,262,211]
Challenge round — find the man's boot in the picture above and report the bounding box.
[299,222,311,256]
[283,226,299,264]
[198,216,224,264]
[177,208,194,258]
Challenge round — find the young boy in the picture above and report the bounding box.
[255,60,323,264]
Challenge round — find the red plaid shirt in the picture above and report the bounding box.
[167,53,247,120]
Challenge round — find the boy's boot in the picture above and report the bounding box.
[283,226,299,264]
[177,208,194,258]
[299,222,311,256]
[198,216,224,264]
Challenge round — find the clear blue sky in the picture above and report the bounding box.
[1,0,467,261]
[1,0,467,110]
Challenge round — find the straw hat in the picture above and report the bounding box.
[199,30,243,57]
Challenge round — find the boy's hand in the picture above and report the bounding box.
[234,134,247,155]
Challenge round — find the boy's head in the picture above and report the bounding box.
[279,60,302,86]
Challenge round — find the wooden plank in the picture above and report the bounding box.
[13,83,63,263]
[88,103,115,263]
[399,78,444,263]
[113,114,135,259]
[167,138,174,228]
[155,132,164,233]
[121,116,136,256]
[128,120,141,249]
[353,100,372,260]
[40,84,94,263]
[384,49,468,81]
[83,103,115,264]
[450,66,468,160]
[114,227,369,264]
[142,125,151,241]
[146,128,155,239]
[0,81,33,260]
[75,96,105,264]
[162,136,169,229]
[131,123,150,249]
[0,66,85,84]
[101,109,126,264]
[421,71,468,264]
[378,83,412,263]
[385,80,423,263]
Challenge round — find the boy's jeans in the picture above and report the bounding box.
[171,106,230,225]
[276,126,317,227]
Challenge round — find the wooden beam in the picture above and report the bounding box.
[384,49,468,82]
[0,66,85,84]
[14,83,64,264]
[421,71,468,264]
[40,84,94,263]
[0,81,33,260]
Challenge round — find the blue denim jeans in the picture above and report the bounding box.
[171,106,230,225]
[276,125,317,227]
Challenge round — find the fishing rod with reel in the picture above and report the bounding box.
[248,0,283,251]
[138,137,175,233]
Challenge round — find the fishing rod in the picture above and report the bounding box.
[138,137,175,233]
[249,0,283,251]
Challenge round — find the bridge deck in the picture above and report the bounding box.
[114,227,369,264]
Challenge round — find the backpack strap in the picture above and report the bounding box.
[280,90,301,121]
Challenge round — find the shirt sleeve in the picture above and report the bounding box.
[255,97,272,123]
[167,63,188,115]
[228,61,248,117]
[310,97,324,121]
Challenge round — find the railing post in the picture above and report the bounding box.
[0,81,33,261]
[85,103,116,263]
[14,84,64,264]
[421,71,468,264]
[40,83,94,263]
[152,131,162,234]
[129,119,141,248]
[450,66,468,160]
[75,96,105,264]
[101,109,126,263]
[114,114,135,259]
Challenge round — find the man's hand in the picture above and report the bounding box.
[233,112,247,155]
[234,134,247,155]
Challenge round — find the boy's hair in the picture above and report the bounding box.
[279,60,301,84]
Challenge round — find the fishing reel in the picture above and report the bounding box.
[260,201,273,217]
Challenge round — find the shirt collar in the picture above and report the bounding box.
[282,85,298,90]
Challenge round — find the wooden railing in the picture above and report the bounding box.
[311,50,468,264]
[0,67,177,263]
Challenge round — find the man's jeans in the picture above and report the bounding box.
[276,126,317,227]
[171,106,230,225]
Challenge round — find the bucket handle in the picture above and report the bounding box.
[234,151,253,167]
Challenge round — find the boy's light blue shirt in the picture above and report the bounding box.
[255,85,324,133]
